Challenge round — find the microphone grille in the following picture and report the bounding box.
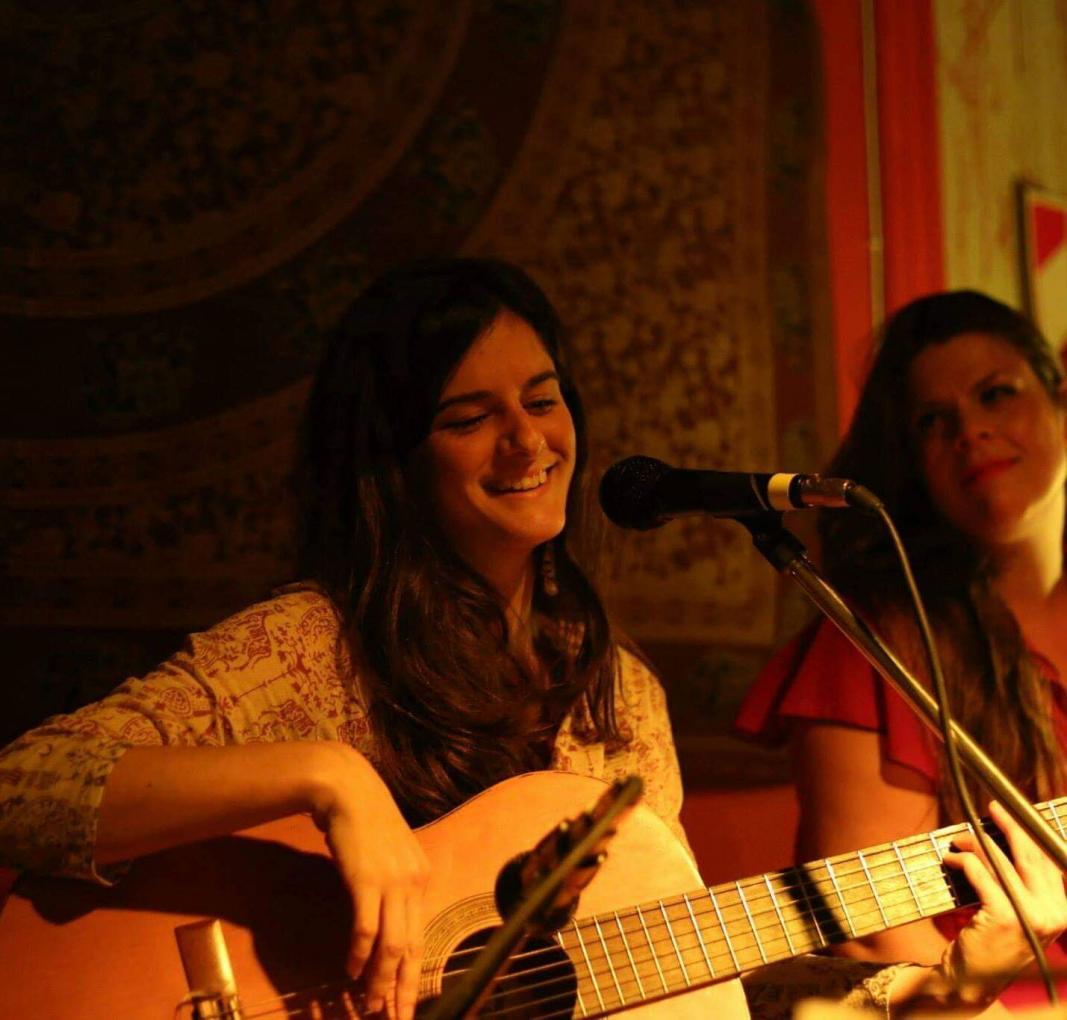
[598,455,672,530]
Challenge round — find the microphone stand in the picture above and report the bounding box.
[739,512,1067,871]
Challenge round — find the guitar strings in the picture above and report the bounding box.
[440,881,952,1013]
[233,979,366,1019]
[217,802,1066,1020]
[430,856,956,991]
[224,864,960,1020]
[415,864,965,1019]
[467,870,962,1020]
[226,862,960,1020]
[432,800,1061,977]
[433,838,970,974]
[327,800,1061,1020]
[445,790,1067,977]
[422,833,991,1010]
[418,866,957,1020]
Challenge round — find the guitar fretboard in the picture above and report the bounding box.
[550,796,1067,1017]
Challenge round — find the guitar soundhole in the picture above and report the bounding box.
[440,928,578,1019]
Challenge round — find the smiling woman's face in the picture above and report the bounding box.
[420,309,576,572]
[908,331,1067,548]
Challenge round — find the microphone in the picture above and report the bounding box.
[599,455,876,530]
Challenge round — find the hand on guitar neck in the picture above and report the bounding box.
[932,800,1067,1010]
[834,799,1067,1019]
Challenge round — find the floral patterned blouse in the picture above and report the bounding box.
[0,587,688,881]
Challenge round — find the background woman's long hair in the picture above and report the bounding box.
[819,290,1065,821]
[296,258,619,824]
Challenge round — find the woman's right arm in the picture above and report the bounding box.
[97,741,355,863]
[97,741,429,1020]
[0,592,428,1020]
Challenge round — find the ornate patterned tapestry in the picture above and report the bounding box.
[0,0,828,774]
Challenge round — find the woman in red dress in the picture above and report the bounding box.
[738,290,1067,976]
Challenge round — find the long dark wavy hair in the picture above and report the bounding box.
[820,290,1066,819]
[296,258,619,824]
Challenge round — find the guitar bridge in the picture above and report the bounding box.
[175,919,244,1019]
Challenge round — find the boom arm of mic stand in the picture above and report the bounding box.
[741,514,1067,872]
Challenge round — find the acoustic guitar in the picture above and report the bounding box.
[1,771,1061,1018]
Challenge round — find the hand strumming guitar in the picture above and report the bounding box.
[312,745,429,1020]
[97,741,429,1020]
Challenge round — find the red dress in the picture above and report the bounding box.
[737,619,943,782]
[735,619,1067,1004]
[736,617,1067,787]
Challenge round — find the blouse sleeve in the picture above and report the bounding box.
[0,589,371,882]
[734,619,939,784]
[742,957,920,1020]
[604,648,692,856]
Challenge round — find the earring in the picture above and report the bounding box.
[541,542,559,597]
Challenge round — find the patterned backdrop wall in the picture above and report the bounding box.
[0,0,831,780]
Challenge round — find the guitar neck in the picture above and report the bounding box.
[554,796,1067,1011]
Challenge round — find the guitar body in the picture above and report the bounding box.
[0,772,747,1018]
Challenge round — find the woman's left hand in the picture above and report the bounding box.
[940,799,1067,1006]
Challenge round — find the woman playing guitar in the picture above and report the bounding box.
[0,261,1063,1019]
